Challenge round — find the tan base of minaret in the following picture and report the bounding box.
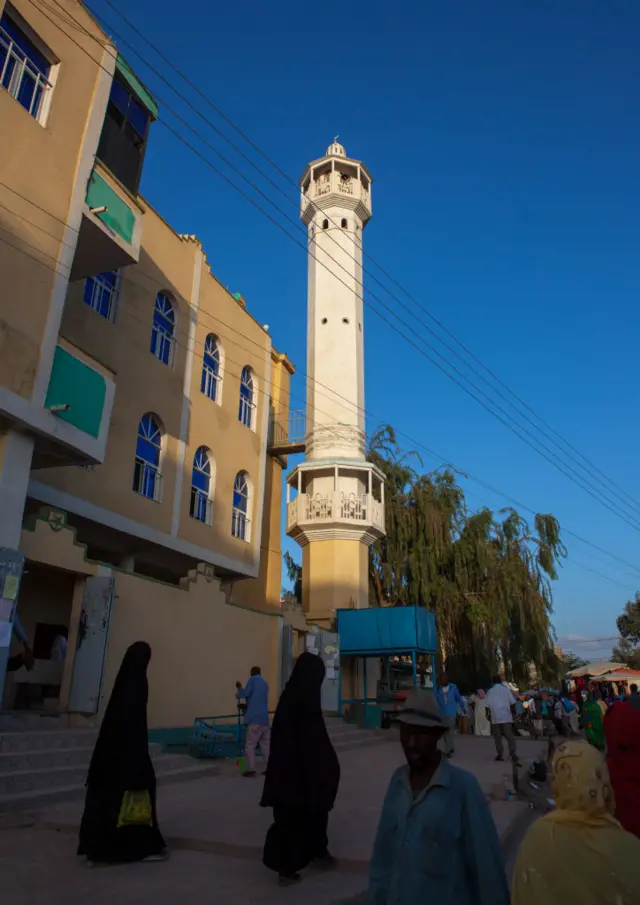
[301,539,369,628]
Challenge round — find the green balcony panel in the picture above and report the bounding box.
[86,170,135,244]
[45,346,107,439]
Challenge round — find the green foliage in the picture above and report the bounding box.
[562,651,588,672]
[283,551,302,604]
[612,592,640,669]
[367,425,566,690]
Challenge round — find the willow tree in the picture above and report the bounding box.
[367,425,565,689]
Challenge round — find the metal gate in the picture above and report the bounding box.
[317,630,340,713]
[0,549,26,706]
[68,576,115,714]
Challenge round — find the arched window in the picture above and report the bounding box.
[232,471,251,541]
[150,292,175,365]
[83,270,119,321]
[238,365,256,428]
[190,446,213,525]
[201,334,221,402]
[322,219,329,230]
[133,413,163,501]
[341,218,347,229]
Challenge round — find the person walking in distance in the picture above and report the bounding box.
[236,666,270,777]
[485,675,521,765]
[368,689,509,905]
[435,672,466,757]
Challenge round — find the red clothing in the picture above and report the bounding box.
[604,701,640,838]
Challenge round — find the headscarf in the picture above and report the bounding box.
[604,701,640,838]
[476,688,486,700]
[261,652,340,813]
[581,698,606,750]
[512,740,640,905]
[545,740,617,829]
[87,641,154,790]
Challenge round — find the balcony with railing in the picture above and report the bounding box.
[304,172,369,206]
[287,491,385,538]
[133,460,163,502]
[232,508,250,542]
[190,488,213,526]
[0,22,53,124]
[268,409,306,456]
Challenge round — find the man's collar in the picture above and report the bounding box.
[402,755,452,795]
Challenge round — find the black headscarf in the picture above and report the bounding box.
[261,652,340,813]
[87,641,155,791]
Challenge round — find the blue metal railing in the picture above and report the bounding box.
[190,710,275,760]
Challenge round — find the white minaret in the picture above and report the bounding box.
[286,139,385,627]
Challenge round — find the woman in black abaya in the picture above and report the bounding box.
[261,652,340,885]
[78,641,166,864]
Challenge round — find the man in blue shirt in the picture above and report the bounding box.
[236,666,270,777]
[369,690,509,905]
[435,672,466,757]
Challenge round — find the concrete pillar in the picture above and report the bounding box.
[0,430,34,548]
[0,428,33,707]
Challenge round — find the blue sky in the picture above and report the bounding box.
[91,0,640,659]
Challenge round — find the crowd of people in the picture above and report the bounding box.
[76,642,640,904]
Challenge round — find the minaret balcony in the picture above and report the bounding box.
[286,491,385,545]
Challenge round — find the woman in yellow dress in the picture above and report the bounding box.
[512,740,640,905]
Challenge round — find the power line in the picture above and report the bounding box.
[7,1,640,576]
[3,227,639,601]
[28,0,640,538]
[4,180,640,583]
[88,0,640,523]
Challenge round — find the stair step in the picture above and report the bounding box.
[0,761,220,813]
[0,713,71,732]
[0,730,98,754]
[0,747,176,792]
[0,742,164,774]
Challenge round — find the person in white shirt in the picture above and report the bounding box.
[485,676,520,764]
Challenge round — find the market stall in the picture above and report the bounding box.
[336,605,437,728]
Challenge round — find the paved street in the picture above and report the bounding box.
[1,733,541,905]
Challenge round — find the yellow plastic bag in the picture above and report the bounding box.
[117,790,153,829]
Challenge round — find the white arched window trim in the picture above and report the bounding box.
[150,291,177,367]
[133,412,165,502]
[231,470,252,542]
[238,365,258,430]
[200,333,225,405]
[190,445,215,526]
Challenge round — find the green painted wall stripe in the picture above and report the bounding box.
[45,346,107,438]
[86,170,136,244]
[116,54,159,120]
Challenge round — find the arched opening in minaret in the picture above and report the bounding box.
[322,219,328,229]
[341,218,347,229]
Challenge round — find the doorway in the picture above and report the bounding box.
[2,562,75,712]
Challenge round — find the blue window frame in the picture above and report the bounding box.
[190,446,212,524]
[0,12,51,121]
[232,471,250,541]
[201,334,220,402]
[238,366,255,428]
[150,292,175,365]
[83,271,119,321]
[133,413,162,501]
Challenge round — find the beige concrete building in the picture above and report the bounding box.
[0,0,294,732]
